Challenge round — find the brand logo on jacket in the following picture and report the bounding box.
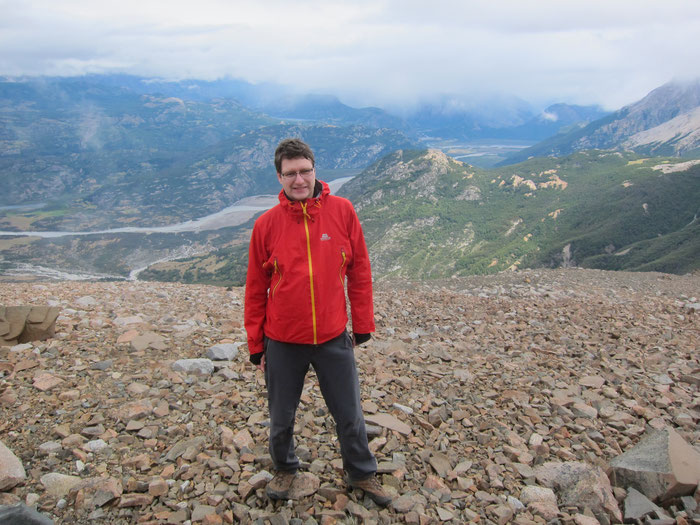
[320,233,331,241]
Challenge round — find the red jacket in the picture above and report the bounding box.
[244,180,375,356]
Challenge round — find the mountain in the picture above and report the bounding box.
[87,74,407,130]
[0,76,274,157]
[0,77,417,230]
[503,80,700,164]
[504,103,609,141]
[253,93,408,130]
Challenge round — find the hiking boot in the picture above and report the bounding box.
[349,475,392,507]
[266,470,297,500]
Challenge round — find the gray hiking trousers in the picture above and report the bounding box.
[264,330,377,482]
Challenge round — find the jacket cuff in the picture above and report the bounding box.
[353,332,371,346]
[249,351,264,365]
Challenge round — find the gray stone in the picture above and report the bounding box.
[248,470,272,489]
[191,504,217,521]
[0,504,54,525]
[112,315,142,326]
[346,500,371,519]
[90,360,113,370]
[391,493,417,513]
[75,296,98,308]
[364,413,411,435]
[164,436,207,462]
[436,507,454,521]
[83,439,108,453]
[171,358,214,376]
[206,343,242,361]
[680,495,697,513]
[9,343,33,352]
[37,441,62,456]
[623,487,664,521]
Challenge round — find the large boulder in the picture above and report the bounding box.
[0,440,26,491]
[609,427,700,503]
[0,306,60,346]
[535,461,622,524]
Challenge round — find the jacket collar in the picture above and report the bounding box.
[279,180,329,217]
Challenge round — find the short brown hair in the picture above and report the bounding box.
[274,138,315,173]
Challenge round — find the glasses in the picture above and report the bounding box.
[281,168,314,179]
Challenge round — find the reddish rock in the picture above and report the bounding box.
[32,372,64,391]
[118,493,153,507]
[148,478,168,497]
[0,440,26,490]
[70,477,123,510]
[364,413,412,435]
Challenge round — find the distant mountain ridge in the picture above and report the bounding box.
[75,74,408,130]
[38,74,607,143]
[503,79,700,164]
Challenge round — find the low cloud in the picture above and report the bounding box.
[1,0,699,110]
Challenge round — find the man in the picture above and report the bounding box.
[244,138,391,507]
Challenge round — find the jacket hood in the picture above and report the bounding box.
[279,180,330,218]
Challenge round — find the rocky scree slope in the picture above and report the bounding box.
[0,268,698,524]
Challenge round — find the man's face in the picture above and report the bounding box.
[278,156,316,201]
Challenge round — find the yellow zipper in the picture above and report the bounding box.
[339,248,346,287]
[271,259,282,299]
[300,202,318,344]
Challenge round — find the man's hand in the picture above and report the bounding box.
[250,351,265,372]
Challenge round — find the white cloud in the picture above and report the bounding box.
[1,0,699,109]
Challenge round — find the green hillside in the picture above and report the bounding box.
[339,150,700,278]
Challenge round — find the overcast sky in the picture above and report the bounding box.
[1,0,699,110]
